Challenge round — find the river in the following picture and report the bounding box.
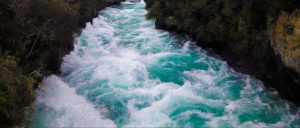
[31,1,300,127]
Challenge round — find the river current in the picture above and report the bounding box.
[32,1,300,127]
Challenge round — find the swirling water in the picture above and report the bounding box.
[32,1,300,127]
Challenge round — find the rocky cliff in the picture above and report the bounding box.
[144,0,300,105]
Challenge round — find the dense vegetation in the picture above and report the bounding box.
[145,0,300,104]
[0,0,122,127]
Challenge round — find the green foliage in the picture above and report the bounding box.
[0,0,123,74]
[145,0,300,105]
[147,1,163,19]
[0,0,123,127]
[0,55,34,127]
[145,0,300,55]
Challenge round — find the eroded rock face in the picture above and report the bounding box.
[272,9,300,74]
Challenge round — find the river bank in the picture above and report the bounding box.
[0,0,123,127]
[144,0,300,105]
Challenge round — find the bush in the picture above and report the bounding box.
[0,0,123,126]
[0,55,34,127]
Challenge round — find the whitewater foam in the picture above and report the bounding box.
[32,1,300,128]
[32,75,116,127]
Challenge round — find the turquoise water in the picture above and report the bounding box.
[32,1,300,127]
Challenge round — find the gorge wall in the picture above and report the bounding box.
[144,0,300,105]
[0,0,123,127]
